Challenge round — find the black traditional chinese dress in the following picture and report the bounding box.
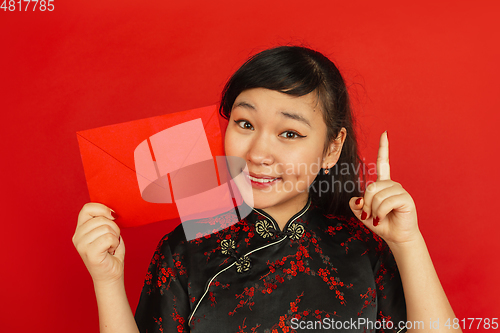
[134,198,407,333]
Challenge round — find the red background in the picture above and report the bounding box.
[2,1,499,332]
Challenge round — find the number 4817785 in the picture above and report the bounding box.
[445,318,499,330]
[1,0,55,11]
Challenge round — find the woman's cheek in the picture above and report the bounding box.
[224,129,239,157]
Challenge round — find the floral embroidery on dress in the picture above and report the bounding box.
[135,201,406,333]
[236,255,251,273]
[255,219,275,238]
[221,239,236,255]
[286,223,305,240]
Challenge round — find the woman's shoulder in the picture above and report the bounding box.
[153,208,242,255]
[317,210,389,256]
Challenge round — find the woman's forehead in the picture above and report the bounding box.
[232,88,324,123]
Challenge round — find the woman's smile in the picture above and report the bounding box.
[246,172,281,188]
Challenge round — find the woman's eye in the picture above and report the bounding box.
[235,120,254,130]
[279,131,305,139]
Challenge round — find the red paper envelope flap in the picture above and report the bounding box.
[134,118,215,204]
[77,105,227,228]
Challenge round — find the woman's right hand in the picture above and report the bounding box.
[72,203,125,285]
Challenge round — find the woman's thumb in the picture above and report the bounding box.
[112,236,125,260]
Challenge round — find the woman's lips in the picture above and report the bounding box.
[245,173,281,188]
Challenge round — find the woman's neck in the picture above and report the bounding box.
[260,194,309,231]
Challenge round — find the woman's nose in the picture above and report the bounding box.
[246,134,274,166]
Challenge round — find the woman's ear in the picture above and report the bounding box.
[322,127,347,169]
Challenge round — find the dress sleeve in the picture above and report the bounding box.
[374,241,407,333]
[134,235,191,333]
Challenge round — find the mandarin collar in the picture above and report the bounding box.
[249,197,312,233]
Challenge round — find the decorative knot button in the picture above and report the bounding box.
[235,255,251,273]
[220,239,236,255]
[286,224,305,240]
[256,219,277,238]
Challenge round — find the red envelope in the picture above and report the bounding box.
[77,105,234,228]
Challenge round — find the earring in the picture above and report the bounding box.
[324,164,330,175]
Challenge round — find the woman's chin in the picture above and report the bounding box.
[247,198,272,210]
[250,190,309,212]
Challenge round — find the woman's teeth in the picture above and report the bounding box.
[248,175,278,183]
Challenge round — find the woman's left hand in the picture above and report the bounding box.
[349,131,420,245]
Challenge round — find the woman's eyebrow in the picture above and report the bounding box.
[281,111,311,127]
[233,101,311,127]
[232,101,255,110]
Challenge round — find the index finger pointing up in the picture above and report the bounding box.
[376,131,391,181]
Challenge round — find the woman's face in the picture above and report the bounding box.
[224,88,345,215]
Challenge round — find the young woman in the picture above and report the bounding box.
[73,46,461,332]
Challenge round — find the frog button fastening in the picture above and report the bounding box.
[286,224,305,240]
[255,219,275,238]
[220,239,236,255]
[235,255,251,273]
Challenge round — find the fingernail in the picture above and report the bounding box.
[361,211,367,220]
[385,130,388,139]
[355,198,362,205]
[373,216,380,226]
